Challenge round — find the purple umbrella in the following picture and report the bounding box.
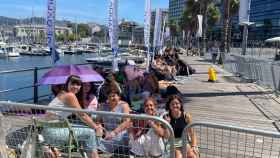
[39,65,104,85]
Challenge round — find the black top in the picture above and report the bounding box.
[170,113,188,138]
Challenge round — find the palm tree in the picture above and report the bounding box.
[222,0,239,52]
[180,0,221,55]
[169,19,179,46]
[219,0,239,64]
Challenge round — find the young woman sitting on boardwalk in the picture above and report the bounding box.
[98,86,131,154]
[164,95,198,158]
[43,75,102,158]
[129,97,169,157]
[83,82,98,111]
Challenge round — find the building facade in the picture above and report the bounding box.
[14,25,72,39]
[151,9,169,27]
[169,0,186,23]
[248,0,280,40]
[212,0,280,42]
[118,20,144,45]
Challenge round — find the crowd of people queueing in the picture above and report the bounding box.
[43,47,198,158]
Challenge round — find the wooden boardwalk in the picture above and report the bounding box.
[173,56,280,157]
[176,55,280,132]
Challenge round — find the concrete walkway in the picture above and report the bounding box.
[177,55,280,132]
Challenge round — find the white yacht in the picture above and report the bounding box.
[6,46,20,57]
[0,42,20,57]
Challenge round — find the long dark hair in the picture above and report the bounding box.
[51,84,63,96]
[165,95,184,113]
[85,82,97,100]
[65,75,84,108]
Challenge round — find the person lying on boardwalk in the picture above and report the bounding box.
[164,95,198,158]
[44,75,102,158]
[129,97,169,157]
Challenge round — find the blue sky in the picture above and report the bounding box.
[0,0,169,24]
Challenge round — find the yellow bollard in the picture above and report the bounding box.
[208,67,217,82]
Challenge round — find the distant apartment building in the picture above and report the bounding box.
[118,20,144,45]
[248,0,280,40]
[215,0,280,41]
[14,24,72,39]
[133,26,144,44]
[169,0,186,23]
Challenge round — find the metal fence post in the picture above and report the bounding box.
[270,63,277,92]
[33,67,38,104]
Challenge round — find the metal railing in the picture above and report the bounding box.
[0,63,96,104]
[182,122,280,158]
[0,101,175,158]
[223,54,280,92]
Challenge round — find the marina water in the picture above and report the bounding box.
[0,53,97,103]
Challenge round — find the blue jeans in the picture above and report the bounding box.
[42,124,97,155]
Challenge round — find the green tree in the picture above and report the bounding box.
[222,0,240,52]
[56,34,66,42]
[66,34,76,42]
[207,3,221,41]
[169,19,179,45]
[180,0,221,54]
[77,24,91,38]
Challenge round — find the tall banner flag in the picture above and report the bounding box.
[153,8,162,60]
[239,0,251,24]
[165,27,170,39]
[159,15,167,56]
[144,0,151,72]
[196,15,203,37]
[109,0,119,72]
[47,0,59,64]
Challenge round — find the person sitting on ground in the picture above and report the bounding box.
[142,73,160,96]
[129,97,168,157]
[83,82,98,111]
[164,95,198,158]
[43,75,102,158]
[98,87,131,154]
[99,73,122,103]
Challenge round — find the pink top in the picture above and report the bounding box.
[84,95,98,111]
[124,65,144,81]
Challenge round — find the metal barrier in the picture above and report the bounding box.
[223,54,280,92]
[0,101,175,158]
[182,122,280,158]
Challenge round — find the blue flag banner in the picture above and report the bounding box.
[47,0,59,64]
[144,0,151,72]
[109,0,119,72]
